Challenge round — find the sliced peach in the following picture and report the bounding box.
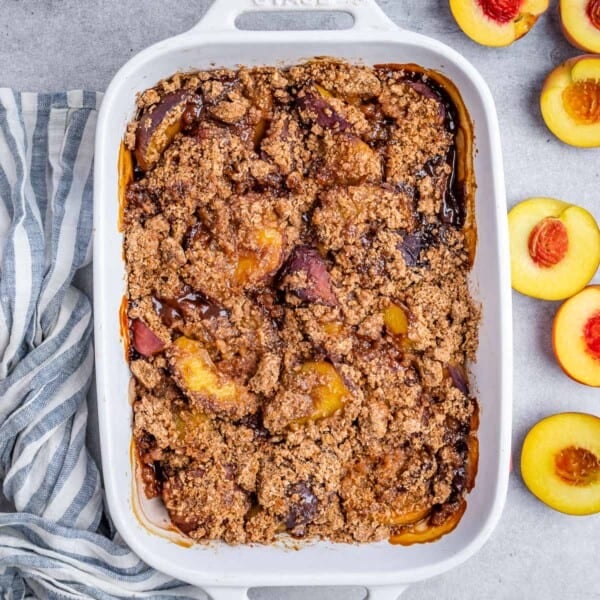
[449,0,549,47]
[168,336,257,419]
[320,133,381,186]
[508,197,600,300]
[553,286,600,387]
[383,304,409,336]
[135,90,195,171]
[278,245,338,306]
[322,321,343,336]
[560,0,600,53]
[377,507,431,527]
[131,319,165,357]
[541,55,600,147]
[521,413,600,515]
[235,227,284,286]
[118,141,133,210]
[389,501,467,545]
[298,361,349,422]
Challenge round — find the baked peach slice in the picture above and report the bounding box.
[135,90,196,170]
[383,303,416,350]
[553,286,600,387]
[297,362,349,422]
[449,0,549,47]
[168,336,257,419]
[508,197,600,300]
[376,507,430,527]
[235,226,284,286]
[389,501,467,545]
[541,55,600,147]
[560,0,600,53]
[383,304,409,336]
[521,413,600,515]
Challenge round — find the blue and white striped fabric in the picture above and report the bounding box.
[0,91,204,599]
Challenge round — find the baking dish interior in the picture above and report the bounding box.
[94,31,511,588]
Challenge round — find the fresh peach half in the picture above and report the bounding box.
[449,0,549,47]
[560,0,600,53]
[553,286,600,387]
[521,413,600,515]
[509,197,600,300]
[541,55,600,147]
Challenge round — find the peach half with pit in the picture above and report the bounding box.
[449,0,549,47]
[553,286,600,387]
[560,0,600,53]
[541,55,600,147]
[521,413,600,515]
[508,197,600,300]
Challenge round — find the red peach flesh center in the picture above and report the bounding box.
[527,217,569,268]
[563,80,600,125]
[587,0,600,30]
[583,312,600,360]
[476,0,524,23]
[555,446,600,486]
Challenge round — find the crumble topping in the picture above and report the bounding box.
[124,60,480,545]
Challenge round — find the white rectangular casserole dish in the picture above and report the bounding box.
[93,1,513,598]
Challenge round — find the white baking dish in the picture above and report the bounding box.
[93,1,512,598]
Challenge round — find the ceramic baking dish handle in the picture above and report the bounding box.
[367,586,409,599]
[203,586,248,600]
[189,0,399,34]
[203,585,409,599]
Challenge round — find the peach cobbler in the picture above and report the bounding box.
[121,60,480,545]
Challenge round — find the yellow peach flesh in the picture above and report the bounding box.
[521,413,600,515]
[509,198,600,300]
[235,227,283,285]
[298,362,348,421]
[170,337,239,402]
[560,0,600,53]
[377,507,431,527]
[449,0,549,47]
[389,501,466,545]
[553,286,600,387]
[383,304,409,336]
[541,56,600,147]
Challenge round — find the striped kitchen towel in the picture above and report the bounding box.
[0,91,204,599]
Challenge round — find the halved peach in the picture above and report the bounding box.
[553,286,600,387]
[509,197,600,300]
[449,0,549,47]
[521,413,600,515]
[560,0,600,53]
[541,55,600,147]
[389,501,467,545]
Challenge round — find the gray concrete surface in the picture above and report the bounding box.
[1,1,599,599]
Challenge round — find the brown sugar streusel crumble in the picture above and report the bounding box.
[122,60,480,546]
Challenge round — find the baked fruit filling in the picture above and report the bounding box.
[122,60,480,545]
